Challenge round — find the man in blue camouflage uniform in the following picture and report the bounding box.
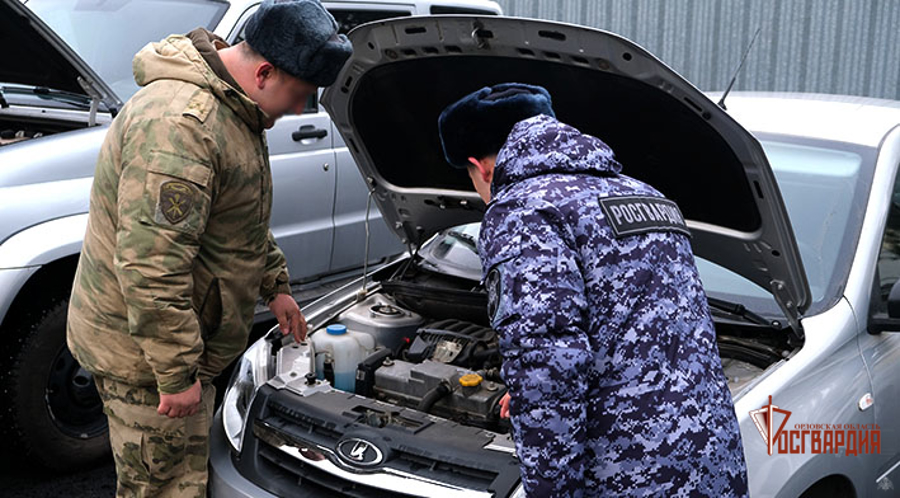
[438,83,748,497]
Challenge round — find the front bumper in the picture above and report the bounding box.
[211,384,520,497]
[210,408,279,498]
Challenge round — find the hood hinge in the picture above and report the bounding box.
[770,279,805,343]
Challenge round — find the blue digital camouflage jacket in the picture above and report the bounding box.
[479,114,749,497]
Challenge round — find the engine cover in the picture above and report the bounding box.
[373,359,506,426]
[406,318,501,369]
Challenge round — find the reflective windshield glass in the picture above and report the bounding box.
[27,0,227,100]
[418,223,483,281]
[420,139,873,316]
[696,140,868,314]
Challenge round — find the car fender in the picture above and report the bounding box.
[0,213,86,270]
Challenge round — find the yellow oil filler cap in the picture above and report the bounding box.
[458,373,483,387]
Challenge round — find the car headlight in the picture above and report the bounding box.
[222,337,272,453]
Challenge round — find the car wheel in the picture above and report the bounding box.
[2,298,109,470]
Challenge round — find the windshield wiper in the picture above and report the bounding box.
[707,296,777,328]
[31,86,93,109]
[1,84,94,110]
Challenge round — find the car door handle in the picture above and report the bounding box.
[292,125,328,141]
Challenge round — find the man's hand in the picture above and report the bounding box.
[269,293,307,342]
[158,380,201,418]
[499,392,511,419]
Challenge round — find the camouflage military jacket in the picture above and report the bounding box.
[67,34,291,394]
[479,115,748,496]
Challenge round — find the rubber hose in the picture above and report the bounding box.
[417,382,451,413]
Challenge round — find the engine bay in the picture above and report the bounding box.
[294,294,511,432]
[0,127,44,146]
[267,276,794,436]
[0,116,87,147]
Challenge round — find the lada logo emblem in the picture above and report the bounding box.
[336,437,384,466]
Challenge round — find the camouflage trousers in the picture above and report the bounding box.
[94,376,216,498]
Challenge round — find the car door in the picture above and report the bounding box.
[324,3,412,273]
[265,94,337,282]
[860,154,900,495]
[228,7,338,283]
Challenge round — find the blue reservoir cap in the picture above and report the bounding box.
[326,324,347,335]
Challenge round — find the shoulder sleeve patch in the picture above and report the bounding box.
[484,256,518,327]
[158,181,195,224]
[486,266,503,323]
[598,195,691,239]
[182,89,215,123]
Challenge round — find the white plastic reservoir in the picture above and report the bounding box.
[311,324,375,392]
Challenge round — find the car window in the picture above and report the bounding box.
[873,168,900,314]
[27,0,228,101]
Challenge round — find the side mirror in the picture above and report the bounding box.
[869,280,900,334]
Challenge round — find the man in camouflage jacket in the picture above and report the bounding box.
[66,1,352,495]
[438,84,749,496]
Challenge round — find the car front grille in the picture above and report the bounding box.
[234,385,520,498]
[255,437,401,498]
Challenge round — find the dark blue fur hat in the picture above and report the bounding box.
[243,0,352,87]
[438,83,556,169]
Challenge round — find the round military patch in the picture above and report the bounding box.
[160,181,194,224]
[486,267,502,322]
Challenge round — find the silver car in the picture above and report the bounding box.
[210,15,900,498]
[0,0,500,469]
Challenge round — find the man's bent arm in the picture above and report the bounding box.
[114,116,216,395]
[259,230,291,304]
[484,201,592,496]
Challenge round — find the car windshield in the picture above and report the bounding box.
[420,138,874,317]
[418,223,483,282]
[25,0,228,101]
[696,139,871,316]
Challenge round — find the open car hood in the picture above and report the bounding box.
[322,16,810,330]
[1,0,121,111]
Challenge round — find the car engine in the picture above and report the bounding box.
[269,291,788,436]
[302,295,510,431]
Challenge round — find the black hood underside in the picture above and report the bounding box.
[352,56,760,233]
[323,15,811,328]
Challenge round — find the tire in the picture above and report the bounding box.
[2,298,109,470]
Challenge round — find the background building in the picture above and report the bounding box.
[495,0,900,100]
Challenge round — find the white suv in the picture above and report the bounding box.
[0,0,501,470]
